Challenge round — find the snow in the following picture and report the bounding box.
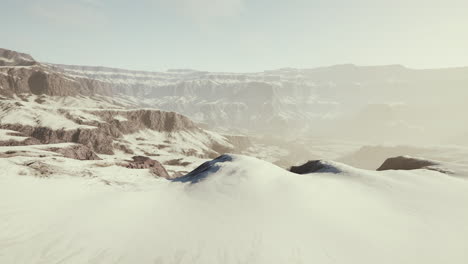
[0,102,93,130]
[0,95,131,130]
[0,154,467,263]
[0,57,14,63]
[0,129,28,141]
[113,115,127,122]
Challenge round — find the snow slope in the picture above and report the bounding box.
[1,154,467,263]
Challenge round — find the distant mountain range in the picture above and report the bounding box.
[2,48,468,144]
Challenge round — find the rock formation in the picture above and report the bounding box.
[125,156,170,178]
[289,160,342,174]
[0,48,36,66]
[48,144,101,160]
[377,156,438,171]
[289,160,327,174]
[174,154,233,183]
[0,48,112,97]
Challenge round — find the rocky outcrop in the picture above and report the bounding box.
[125,156,170,178]
[0,48,36,66]
[0,105,232,158]
[0,65,113,97]
[164,158,191,167]
[289,160,342,174]
[290,160,326,174]
[377,156,438,171]
[86,109,198,133]
[24,161,58,178]
[0,124,114,154]
[174,154,233,183]
[0,48,112,97]
[48,144,101,160]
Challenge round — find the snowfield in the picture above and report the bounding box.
[1,154,467,264]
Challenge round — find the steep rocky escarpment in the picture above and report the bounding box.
[0,124,115,154]
[0,65,113,97]
[0,48,36,66]
[0,100,237,158]
[0,48,112,97]
[86,109,199,133]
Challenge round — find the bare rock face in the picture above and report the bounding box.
[290,160,326,174]
[0,107,226,157]
[0,48,113,97]
[0,124,115,154]
[126,156,171,178]
[0,66,113,97]
[289,160,342,174]
[0,48,36,66]
[90,109,199,133]
[377,156,438,171]
[48,144,101,160]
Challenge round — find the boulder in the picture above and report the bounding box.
[126,156,170,179]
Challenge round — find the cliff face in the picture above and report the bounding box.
[0,49,113,97]
[87,109,199,133]
[53,61,468,142]
[0,95,235,158]
[0,48,36,66]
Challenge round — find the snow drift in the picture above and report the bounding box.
[1,154,467,264]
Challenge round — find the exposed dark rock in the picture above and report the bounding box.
[48,144,101,160]
[164,158,191,167]
[290,160,326,174]
[125,156,170,178]
[174,154,233,183]
[338,145,430,170]
[289,160,342,174]
[377,156,438,171]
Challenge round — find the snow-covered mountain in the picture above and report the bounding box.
[0,49,255,177]
[3,47,467,142]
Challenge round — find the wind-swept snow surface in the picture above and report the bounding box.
[1,154,468,263]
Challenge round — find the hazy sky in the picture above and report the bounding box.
[2,0,468,71]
